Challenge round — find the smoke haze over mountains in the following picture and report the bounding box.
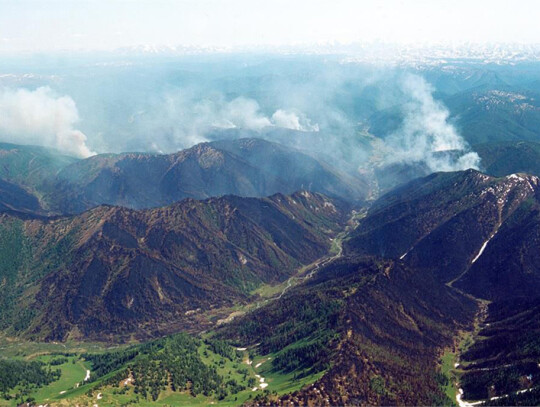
[128,92,320,153]
[0,52,523,176]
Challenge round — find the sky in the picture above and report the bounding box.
[0,0,539,52]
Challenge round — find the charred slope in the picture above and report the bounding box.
[458,297,540,403]
[45,138,367,214]
[0,191,348,341]
[0,178,43,214]
[218,256,476,406]
[345,169,540,301]
[47,144,281,213]
[209,138,366,202]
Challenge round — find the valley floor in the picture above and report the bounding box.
[209,209,363,331]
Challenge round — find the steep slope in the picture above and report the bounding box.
[46,138,367,214]
[0,142,77,190]
[345,169,540,300]
[209,138,367,201]
[0,142,77,214]
[0,191,349,341]
[475,140,540,177]
[218,256,476,406]
[458,297,540,403]
[444,87,540,145]
[0,178,42,214]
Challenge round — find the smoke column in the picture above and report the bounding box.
[384,74,480,172]
[0,87,95,157]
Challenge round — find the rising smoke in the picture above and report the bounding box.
[0,87,95,157]
[384,74,480,172]
[130,92,320,153]
[271,109,319,132]
[0,58,481,180]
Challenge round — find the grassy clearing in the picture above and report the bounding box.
[0,356,90,407]
[440,350,459,403]
[61,345,279,407]
[439,329,479,406]
[247,337,329,396]
[9,341,305,406]
[439,299,489,406]
[32,356,89,402]
[257,364,325,396]
[251,279,288,299]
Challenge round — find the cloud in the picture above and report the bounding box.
[384,74,480,172]
[0,87,95,157]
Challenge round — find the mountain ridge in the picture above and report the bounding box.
[0,190,350,341]
[346,169,540,301]
[0,138,368,215]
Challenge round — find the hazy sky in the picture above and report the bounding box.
[0,0,539,52]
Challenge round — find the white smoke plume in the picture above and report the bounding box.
[271,109,320,132]
[0,87,95,157]
[214,97,272,130]
[132,92,319,152]
[385,74,480,172]
[210,97,319,132]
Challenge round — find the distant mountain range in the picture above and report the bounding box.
[445,86,540,145]
[115,43,540,65]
